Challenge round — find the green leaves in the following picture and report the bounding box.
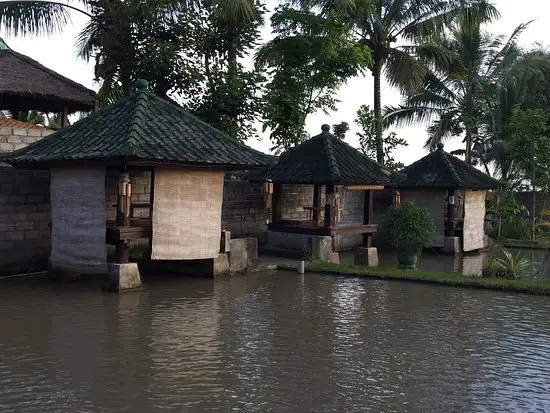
[378,201,436,254]
[0,0,77,37]
[259,4,371,153]
[355,104,407,171]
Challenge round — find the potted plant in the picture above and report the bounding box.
[378,201,436,269]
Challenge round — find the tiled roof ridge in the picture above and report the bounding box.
[0,41,97,97]
[439,148,461,187]
[119,82,150,156]
[323,132,341,181]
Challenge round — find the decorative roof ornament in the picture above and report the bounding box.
[0,38,9,51]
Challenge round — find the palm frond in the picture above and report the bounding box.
[0,0,73,36]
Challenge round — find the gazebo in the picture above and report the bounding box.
[0,38,98,125]
[397,143,502,253]
[1,79,274,290]
[258,124,400,264]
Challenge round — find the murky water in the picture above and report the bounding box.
[1,272,550,412]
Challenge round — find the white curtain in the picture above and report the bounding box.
[151,168,224,260]
[463,190,487,252]
[50,168,107,274]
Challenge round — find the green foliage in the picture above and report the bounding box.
[508,108,550,191]
[483,248,531,279]
[332,121,349,139]
[258,4,371,153]
[378,202,436,254]
[487,191,531,239]
[1,0,266,142]
[355,105,407,171]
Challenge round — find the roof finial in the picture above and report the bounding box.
[436,143,444,151]
[321,124,330,133]
[0,38,9,51]
[135,79,149,91]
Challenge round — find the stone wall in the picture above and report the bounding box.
[0,167,378,272]
[0,167,51,273]
[0,126,53,153]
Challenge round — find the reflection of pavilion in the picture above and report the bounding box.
[1,79,274,289]
[253,125,401,262]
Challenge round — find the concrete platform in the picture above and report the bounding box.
[354,247,379,267]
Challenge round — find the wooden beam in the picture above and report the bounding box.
[272,182,283,223]
[343,185,385,191]
[324,183,335,228]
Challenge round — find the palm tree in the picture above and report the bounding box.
[291,0,499,164]
[0,0,261,103]
[384,17,531,165]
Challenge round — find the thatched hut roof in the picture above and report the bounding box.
[0,38,97,113]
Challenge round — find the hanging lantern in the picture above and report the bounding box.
[263,179,273,207]
[392,190,401,206]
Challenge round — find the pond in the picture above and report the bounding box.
[1,271,549,412]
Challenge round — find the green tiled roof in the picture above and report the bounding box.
[255,125,400,185]
[398,144,502,189]
[1,79,275,169]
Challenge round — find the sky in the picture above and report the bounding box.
[1,0,549,166]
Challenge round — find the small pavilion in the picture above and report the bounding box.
[0,38,98,125]
[256,124,400,263]
[1,79,274,289]
[396,143,502,253]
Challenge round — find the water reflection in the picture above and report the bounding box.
[0,273,549,412]
[341,247,550,279]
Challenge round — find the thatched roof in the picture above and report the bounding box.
[0,38,97,113]
[1,79,275,170]
[398,143,502,189]
[248,125,401,185]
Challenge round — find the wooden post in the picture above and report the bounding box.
[60,105,69,128]
[272,182,283,224]
[94,99,100,112]
[312,184,321,225]
[446,188,456,237]
[363,190,374,247]
[324,183,335,228]
[149,168,155,259]
[115,172,132,264]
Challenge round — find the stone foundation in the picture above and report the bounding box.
[354,247,379,267]
[443,237,461,254]
[103,263,142,292]
[267,230,339,263]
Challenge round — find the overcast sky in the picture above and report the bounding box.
[1,0,548,166]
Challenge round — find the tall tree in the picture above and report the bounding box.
[301,0,499,163]
[0,0,266,141]
[257,5,371,153]
[384,18,529,164]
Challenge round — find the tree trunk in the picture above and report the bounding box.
[373,59,384,164]
[465,130,472,164]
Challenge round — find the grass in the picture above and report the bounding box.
[301,261,550,296]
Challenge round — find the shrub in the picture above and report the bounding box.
[378,201,436,254]
[482,247,531,279]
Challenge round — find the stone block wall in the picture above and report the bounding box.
[0,126,53,153]
[0,167,51,272]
